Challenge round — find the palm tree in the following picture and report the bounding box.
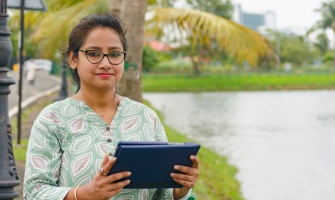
[315,0,335,69]
[9,0,276,102]
[118,0,148,102]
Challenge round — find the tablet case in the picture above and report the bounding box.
[108,141,201,188]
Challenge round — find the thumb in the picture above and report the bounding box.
[100,154,110,167]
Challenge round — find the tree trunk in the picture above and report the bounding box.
[109,0,123,16]
[191,56,200,76]
[118,0,147,102]
[333,32,335,70]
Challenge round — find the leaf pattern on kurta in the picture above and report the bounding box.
[104,129,113,136]
[143,123,155,141]
[24,166,31,180]
[42,111,62,124]
[61,152,68,170]
[96,143,109,156]
[70,135,93,153]
[72,153,92,178]
[69,117,86,134]
[31,131,48,149]
[120,116,140,133]
[116,195,135,200]
[85,111,103,122]
[145,110,158,132]
[140,189,149,200]
[60,104,78,116]
[59,169,68,186]
[31,155,48,172]
[92,124,107,138]
[36,119,49,132]
[122,102,142,116]
[76,171,94,186]
[123,131,141,141]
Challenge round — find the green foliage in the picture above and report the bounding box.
[264,30,319,65]
[9,18,45,61]
[313,32,329,55]
[150,0,175,6]
[315,1,335,31]
[142,45,159,72]
[185,0,234,19]
[323,51,334,64]
[153,58,192,73]
[280,36,318,65]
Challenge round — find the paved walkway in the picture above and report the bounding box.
[8,70,61,118]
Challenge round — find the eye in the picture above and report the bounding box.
[108,52,121,58]
[87,50,101,57]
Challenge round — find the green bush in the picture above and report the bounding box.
[142,45,159,72]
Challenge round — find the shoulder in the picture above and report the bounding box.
[122,97,157,114]
[35,98,73,124]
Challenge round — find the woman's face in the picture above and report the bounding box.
[70,27,124,92]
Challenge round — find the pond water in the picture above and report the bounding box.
[144,91,335,200]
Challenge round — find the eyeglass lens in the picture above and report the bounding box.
[85,50,125,64]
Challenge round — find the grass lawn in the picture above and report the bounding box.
[143,73,335,92]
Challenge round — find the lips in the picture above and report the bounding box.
[97,73,114,78]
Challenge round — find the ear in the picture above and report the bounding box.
[69,51,78,69]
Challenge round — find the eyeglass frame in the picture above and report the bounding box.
[78,49,127,65]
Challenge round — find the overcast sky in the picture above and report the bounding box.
[233,0,325,31]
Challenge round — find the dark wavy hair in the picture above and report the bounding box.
[59,13,128,92]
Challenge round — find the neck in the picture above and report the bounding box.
[73,87,118,110]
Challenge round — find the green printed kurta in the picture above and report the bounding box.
[24,97,191,200]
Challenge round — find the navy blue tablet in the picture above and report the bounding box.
[108,141,201,188]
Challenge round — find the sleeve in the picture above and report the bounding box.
[23,108,71,200]
[152,111,192,200]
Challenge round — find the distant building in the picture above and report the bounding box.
[233,4,276,33]
[145,40,171,52]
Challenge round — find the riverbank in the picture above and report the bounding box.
[11,94,244,200]
[142,73,335,92]
[146,99,244,199]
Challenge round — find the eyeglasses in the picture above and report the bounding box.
[79,49,126,65]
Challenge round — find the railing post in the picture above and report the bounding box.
[53,65,68,102]
[0,0,21,199]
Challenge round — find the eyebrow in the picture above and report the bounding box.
[84,46,123,51]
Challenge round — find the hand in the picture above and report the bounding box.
[171,155,200,199]
[79,154,131,200]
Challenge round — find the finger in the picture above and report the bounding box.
[106,179,131,197]
[100,154,110,168]
[111,179,131,190]
[109,171,132,183]
[107,188,123,198]
[171,172,194,183]
[172,177,195,188]
[173,165,199,179]
[190,155,200,169]
[173,165,192,175]
[103,157,117,174]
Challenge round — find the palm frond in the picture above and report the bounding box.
[30,0,108,58]
[149,7,277,66]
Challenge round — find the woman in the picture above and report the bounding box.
[23,13,199,200]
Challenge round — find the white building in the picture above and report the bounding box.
[233,4,276,33]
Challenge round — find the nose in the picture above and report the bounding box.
[99,55,111,69]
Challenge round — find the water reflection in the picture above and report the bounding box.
[144,91,335,200]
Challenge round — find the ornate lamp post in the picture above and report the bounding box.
[0,0,20,199]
